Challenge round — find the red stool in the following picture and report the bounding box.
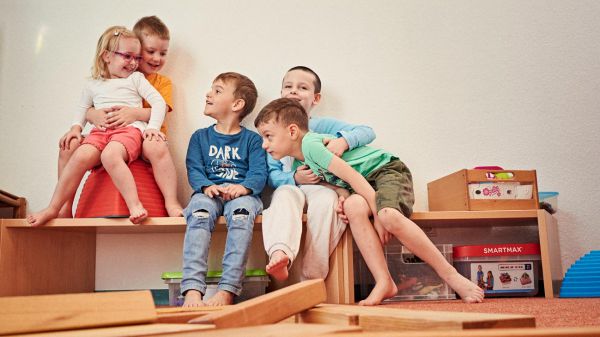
[75,159,168,218]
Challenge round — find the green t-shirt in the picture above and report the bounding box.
[293,132,395,189]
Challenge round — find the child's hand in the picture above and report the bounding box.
[336,195,349,224]
[59,126,83,150]
[374,216,391,246]
[220,184,250,201]
[86,107,113,130]
[106,105,139,128]
[203,185,222,198]
[294,165,321,185]
[143,128,167,142]
[323,137,349,157]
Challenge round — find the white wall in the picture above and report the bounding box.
[1,0,599,290]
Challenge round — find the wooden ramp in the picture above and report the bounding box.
[0,291,156,336]
[15,323,213,337]
[298,304,535,331]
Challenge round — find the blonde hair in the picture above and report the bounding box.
[133,16,170,40]
[91,26,138,80]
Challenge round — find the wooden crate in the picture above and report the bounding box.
[428,169,539,211]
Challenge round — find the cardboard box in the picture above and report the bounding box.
[453,243,541,297]
[428,169,539,211]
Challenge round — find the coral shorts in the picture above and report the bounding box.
[82,126,143,163]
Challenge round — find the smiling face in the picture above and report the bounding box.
[204,79,237,118]
[281,69,321,116]
[137,34,169,75]
[103,37,141,79]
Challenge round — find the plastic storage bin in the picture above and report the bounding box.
[453,243,541,297]
[161,269,269,306]
[355,241,456,301]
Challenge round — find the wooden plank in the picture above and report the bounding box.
[0,291,157,336]
[156,306,227,323]
[299,304,534,331]
[538,209,563,298]
[189,279,327,328]
[325,229,354,304]
[153,323,361,337]
[15,324,214,337]
[318,326,600,337]
[0,225,96,296]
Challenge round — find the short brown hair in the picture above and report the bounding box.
[133,16,170,40]
[215,72,258,120]
[287,66,321,93]
[254,98,309,131]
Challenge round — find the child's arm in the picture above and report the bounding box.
[185,131,214,194]
[267,155,295,188]
[132,73,166,132]
[239,133,268,195]
[311,117,376,153]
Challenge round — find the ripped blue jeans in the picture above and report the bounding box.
[181,192,262,297]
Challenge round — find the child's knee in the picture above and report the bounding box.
[142,139,168,160]
[185,207,216,231]
[377,207,406,228]
[344,195,369,218]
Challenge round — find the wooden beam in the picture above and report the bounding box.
[189,279,327,328]
[155,306,227,324]
[317,326,600,337]
[15,324,214,337]
[153,323,360,337]
[299,304,535,331]
[0,291,156,336]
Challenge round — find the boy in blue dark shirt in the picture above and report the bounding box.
[182,72,267,307]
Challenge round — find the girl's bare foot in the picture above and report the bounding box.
[166,204,183,217]
[445,272,485,303]
[129,205,148,224]
[183,290,205,307]
[204,290,234,306]
[266,250,290,281]
[26,207,59,227]
[358,277,398,306]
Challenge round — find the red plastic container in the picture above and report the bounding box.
[75,159,167,218]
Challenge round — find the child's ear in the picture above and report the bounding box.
[232,98,246,113]
[312,92,322,106]
[101,50,111,63]
[288,123,300,140]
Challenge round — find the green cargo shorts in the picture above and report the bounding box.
[365,159,414,217]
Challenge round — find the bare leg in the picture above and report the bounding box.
[101,142,147,224]
[143,138,182,216]
[182,290,205,307]
[344,195,397,306]
[378,208,484,303]
[204,290,234,306]
[266,249,290,281]
[28,145,100,226]
[57,138,80,218]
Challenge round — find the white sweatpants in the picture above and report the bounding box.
[262,184,347,280]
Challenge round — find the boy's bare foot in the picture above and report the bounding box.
[182,290,205,307]
[166,204,183,217]
[266,250,290,281]
[444,271,485,303]
[26,207,59,227]
[129,205,148,224]
[204,290,234,306]
[358,277,398,306]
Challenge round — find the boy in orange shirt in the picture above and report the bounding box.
[58,16,182,217]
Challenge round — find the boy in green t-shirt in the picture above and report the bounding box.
[255,98,484,305]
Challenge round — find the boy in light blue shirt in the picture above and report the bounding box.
[262,66,376,282]
[182,72,267,307]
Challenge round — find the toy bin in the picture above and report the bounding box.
[355,241,456,301]
[427,169,539,211]
[161,269,269,306]
[453,243,541,297]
